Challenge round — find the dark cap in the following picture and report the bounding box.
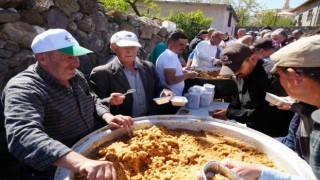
[197,30,208,36]
[220,43,253,75]
[252,38,275,49]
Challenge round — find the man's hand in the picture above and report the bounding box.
[187,71,198,79]
[214,59,222,66]
[196,158,262,180]
[182,66,194,71]
[54,151,117,180]
[102,113,133,128]
[221,158,262,180]
[160,89,175,98]
[77,159,116,180]
[212,108,228,120]
[269,96,295,110]
[109,93,125,106]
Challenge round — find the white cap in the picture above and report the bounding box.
[31,29,92,56]
[110,31,141,47]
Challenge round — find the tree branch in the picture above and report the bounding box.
[125,0,141,16]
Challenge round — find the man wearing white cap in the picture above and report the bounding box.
[0,29,132,179]
[90,30,173,118]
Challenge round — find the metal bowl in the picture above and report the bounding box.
[54,115,316,180]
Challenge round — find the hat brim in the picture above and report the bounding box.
[312,109,320,124]
[219,66,235,77]
[270,61,280,73]
[116,40,141,47]
[58,46,93,56]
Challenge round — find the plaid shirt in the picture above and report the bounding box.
[310,122,320,179]
[1,63,109,171]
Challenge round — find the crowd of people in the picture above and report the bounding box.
[0,25,320,180]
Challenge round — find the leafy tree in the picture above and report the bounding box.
[164,10,212,41]
[98,0,160,18]
[254,10,294,27]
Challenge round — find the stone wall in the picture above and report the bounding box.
[0,0,169,93]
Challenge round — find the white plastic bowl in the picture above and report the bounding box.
[171,96,188,106]
[153,97,170,105]
[265,93,293,106]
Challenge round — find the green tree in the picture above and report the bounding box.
[164,10,212,41]
[254,10,294,26]
[98,0,160,18]
[191,0,261,26]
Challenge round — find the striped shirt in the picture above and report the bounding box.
[310,122,320,179]
[1,63,109,171]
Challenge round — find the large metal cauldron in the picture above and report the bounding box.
[55,115,316,179]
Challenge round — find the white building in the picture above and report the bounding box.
[154,0,239,35]
[290,0,320,26]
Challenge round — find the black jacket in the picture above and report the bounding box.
[89,58,167,117]
[189,36,205,51]
[226,59,294,137]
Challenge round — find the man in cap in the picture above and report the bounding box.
[219,32,235,49]
[90,30,173,118]
[189,30,209,52]
[271,35,320,179]
[212,43,293,137]
[251,37,276,72]
[0,29,132,179]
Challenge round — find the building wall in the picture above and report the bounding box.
[156,2,237,35]
[294,1,320,26]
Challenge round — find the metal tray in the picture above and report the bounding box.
[54,115,316,180]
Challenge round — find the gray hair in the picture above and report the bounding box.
[271,28,288,39]
[239,35,253,45]
[208,28,216,33]
[238,28,246,34]
[292,29,304,35]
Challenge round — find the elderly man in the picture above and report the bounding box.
[271,28,288,49]
[191,31,223,68]
[90,31,173,118]
[0,29,132,179]
[237,28,246,39]
[202,34,320,180]
[213,43,293,137]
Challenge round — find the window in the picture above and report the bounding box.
[298,14,302,26]
[228,12,232,27]
[317,11,320,25]
[307,9,313,21]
